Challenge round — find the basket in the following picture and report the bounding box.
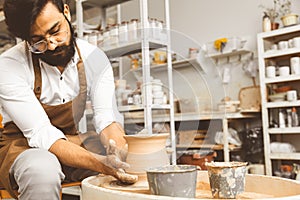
[281,14,299,27]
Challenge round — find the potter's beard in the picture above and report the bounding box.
[37,37,75,67]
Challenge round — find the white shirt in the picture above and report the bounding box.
[0,39,123,150]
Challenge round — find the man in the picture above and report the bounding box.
[0,0,137,199]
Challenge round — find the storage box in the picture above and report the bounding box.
[178,130,206,145]
[204,37,246,55]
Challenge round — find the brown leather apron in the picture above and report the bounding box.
[0,44,103,198]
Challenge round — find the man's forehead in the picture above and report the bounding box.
[31,2,62,35]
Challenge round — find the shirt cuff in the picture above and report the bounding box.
[93,109,122,133]
[27,124,66,150]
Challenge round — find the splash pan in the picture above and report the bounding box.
[82,171,300,199]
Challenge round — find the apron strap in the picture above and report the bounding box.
[32,55,42,99]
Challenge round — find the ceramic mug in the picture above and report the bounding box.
[278,41,289,50]
[291,57,300,74]
[247,164,265,175]
[266,66,276,78]
[293,37,300,48]
[270,44,278,50]
[279,66,290,76]
[287,90,297,101]
[288,39,294,48]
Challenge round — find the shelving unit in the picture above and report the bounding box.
[74,0,131,38]
[257,24,300,176]
[123,111,258,162]
[75,0,176,164]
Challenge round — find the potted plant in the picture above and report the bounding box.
[275,0,299,26]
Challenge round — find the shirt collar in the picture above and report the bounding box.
[73,46,81,65]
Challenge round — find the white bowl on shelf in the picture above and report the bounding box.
[269,92,286,102]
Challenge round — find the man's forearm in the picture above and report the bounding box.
[49,139,115,175]
[100,122,126,148]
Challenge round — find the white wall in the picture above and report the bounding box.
[119,0,300,110]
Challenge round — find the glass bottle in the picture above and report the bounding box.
[292,107,299,127]
[278,109,286,128]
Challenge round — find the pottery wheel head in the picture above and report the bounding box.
[103,179,149,192]
[111,180,133,187]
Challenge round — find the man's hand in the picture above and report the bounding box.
[106,139,128,162]
[92,152,138,184]
[105,139,137,184]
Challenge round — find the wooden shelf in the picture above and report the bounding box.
[265,74,300,84]
[269,127,300,134]
[266,100,300,108]
[131,57,204,73]
[176,144,241,151]
[101,38,167,58]
[270,153,300,160]
[263,48,300,59]
[123,111,258,124]
[257,24,300,40]
[82,0,131,8]
[118,104,171,112]
[207,49,251,60]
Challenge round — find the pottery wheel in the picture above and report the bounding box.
[101,179,149,193]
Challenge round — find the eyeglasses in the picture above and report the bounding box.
[28,24,69,54]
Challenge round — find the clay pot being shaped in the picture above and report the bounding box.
[124,133,170,176]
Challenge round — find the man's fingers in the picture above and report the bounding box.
[106,139,117,155]
[115,170,138,184]
[106,155,130,169]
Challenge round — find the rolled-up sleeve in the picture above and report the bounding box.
[87,48,123,134]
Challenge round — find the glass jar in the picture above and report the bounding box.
[154,20,163,40]
[109,24,119,46]
[97,30,104,46]
[128,19,138,42]
[88,31,98,46]
[102,26,110,47]
[127,93,134,105]
[189,48,199,58]
[133,90,142,105]
[148,18,156,39]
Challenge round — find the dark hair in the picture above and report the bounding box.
[3,0,65,40]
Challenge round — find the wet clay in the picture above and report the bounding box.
[115,169,138,184]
